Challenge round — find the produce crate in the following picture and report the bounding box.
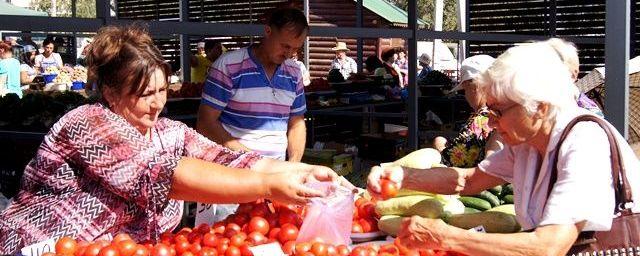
[302,149,354,176]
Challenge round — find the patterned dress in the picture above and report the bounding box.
[441,107,493,168]
[0,104,261,253]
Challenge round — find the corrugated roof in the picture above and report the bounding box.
[361,0,425,25]
[0,2,47,16]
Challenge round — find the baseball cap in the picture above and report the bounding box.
[451,55,495,91]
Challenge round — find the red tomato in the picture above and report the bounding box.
[98,245,121,256]
[358,203,376,219]
[113,233,134,243]
[223,229,239,239]
[116,240,138,256]
[216,243,229,256]
[247,231,266,245]
[197,248,217,256]
[267,228,280,240]
[132,245,150,256]
[294,242,311,255]
[83,244,104,256]
[238,244,253,256]
[75,241,89,256]
[278,209,301,226]
[174,240,190,255]
[349,247,367,256]
[189,243,202,254]
[310,242,327,256]
[229,233,246,247]
[351,222,364,233]
[277,224,299,243]
[226,223,242,232]
[336,245,350,256]
[247,217,270,235]
[42,253,56,256]
[380,179,399,200]
[264,214,278,229]
[212,223,226,234]
[326,245,337,256]
[249,204,269,218]
[177,228,193,236]
[202,233,218,247]
[182,252,195,256]
[379,244,399,255]
[224,246,241,256]
[56,236,78,255]
[281,241,296,255]
[299,253,314,256]
[195,223,211,234]
[152,244,172,256]
[355,197,368,207]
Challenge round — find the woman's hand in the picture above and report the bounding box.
[305,164,357,191]
[263,170,325,205]
[396,216,452,251]
[367,165,404,199]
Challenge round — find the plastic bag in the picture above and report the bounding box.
[296,182,354,245]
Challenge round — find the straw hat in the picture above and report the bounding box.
[332,42,349,51]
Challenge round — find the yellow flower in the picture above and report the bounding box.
[450,144,468,167]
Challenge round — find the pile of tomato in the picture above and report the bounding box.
[49,199,467,256]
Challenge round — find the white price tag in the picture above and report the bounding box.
[20,238,56,256]
[194,203,217,226]
[248,242,286,256]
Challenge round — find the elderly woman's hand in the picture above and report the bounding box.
[306,164,357,191]
[396,216,453,251]
[367,165,404,199]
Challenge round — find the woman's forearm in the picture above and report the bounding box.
[169,157,271,204]
[402,167,470,194]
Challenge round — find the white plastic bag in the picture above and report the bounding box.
[296,182,354,245]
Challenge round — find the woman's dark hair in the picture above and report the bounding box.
[20,51,36,66]
[381,48,397,62]
[266,7,309,37]
[87,24,171,101]
[42,38,55,48]
[395,47,406,54]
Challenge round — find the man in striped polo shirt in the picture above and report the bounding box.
[197,7,308,161]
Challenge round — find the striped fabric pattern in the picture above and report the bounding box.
[202,47,306,159]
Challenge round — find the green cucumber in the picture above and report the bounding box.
[502,184,513,196]
[459,196,492,211]
[503,194,514,204]
[488,185,503,196]
[475,190,501,207]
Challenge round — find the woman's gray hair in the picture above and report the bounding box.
[478,43,578,121]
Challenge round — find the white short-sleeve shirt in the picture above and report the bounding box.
[478,107,640,231]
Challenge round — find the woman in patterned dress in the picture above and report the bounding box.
[0,25,347,253]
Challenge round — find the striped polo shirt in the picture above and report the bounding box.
[201,46,306,160]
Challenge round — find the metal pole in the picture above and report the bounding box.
[457,0,467,61]
[549,0,557,37]
[304,0,310,68]
[356,0,363,72]
[604,0,630,137]
[408,0,418,150]
[179,0,191,83]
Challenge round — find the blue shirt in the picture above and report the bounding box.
[201,46,306,160]
[0,58,22,98]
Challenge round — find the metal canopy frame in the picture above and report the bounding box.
[0,0,629,149]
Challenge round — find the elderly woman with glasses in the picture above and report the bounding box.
[367,42,640,255]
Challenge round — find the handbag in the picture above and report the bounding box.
[548,115,640,255]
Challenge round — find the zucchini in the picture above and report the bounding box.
[444,211,521,233]
[503,194,514,204]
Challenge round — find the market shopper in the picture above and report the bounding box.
[374,48,404,87]
[190,40,225,83]
[546,38,604,117]
[19,45,38,85]
[0,41,23,97]
[34,38,64,73]
[434,55,502,166]
[367,43,640,255]
[0,25,348,253]
[417,53,432,82]
[330,41,358,80]
[291,50,311,86]
[394,47,409,85]
[196,7,309,161]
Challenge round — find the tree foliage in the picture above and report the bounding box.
[388,0,459,31]
[31,0,96,18]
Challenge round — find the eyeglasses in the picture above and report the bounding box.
[485,103,518,119]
